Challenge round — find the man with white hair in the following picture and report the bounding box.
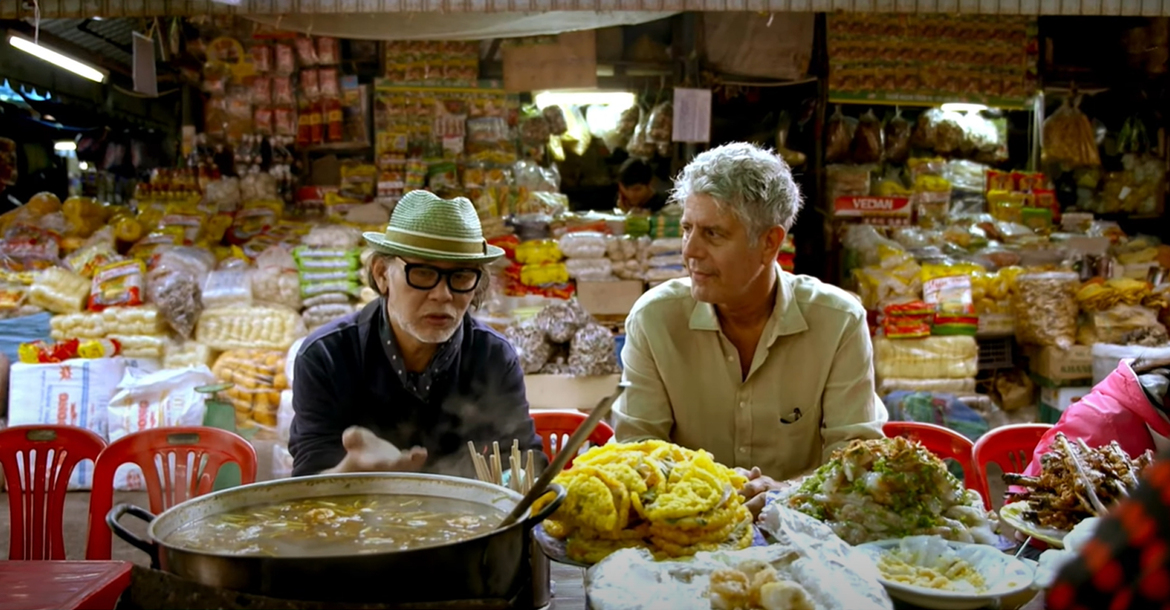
[613,142,887,513]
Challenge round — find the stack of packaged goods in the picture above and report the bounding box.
[558,232,613,283]
[212,349,289,430]
[294,224,362,331]
[606,234,650,281]
[643,205,686,284]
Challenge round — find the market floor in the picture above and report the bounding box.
[0,490,588,608]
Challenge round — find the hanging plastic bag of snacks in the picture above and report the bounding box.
[1043,96,1101,167]
[885,109,912,164]
[825,106,854,164]
[850,109,884,164]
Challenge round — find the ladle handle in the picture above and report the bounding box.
[499,383,625,529]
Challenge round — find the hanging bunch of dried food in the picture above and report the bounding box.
[1042,96,1101,167]
[884,109,912,164]
[850,109,884,164]
[825,106,855,164]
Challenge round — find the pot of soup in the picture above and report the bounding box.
[107,472,566,604]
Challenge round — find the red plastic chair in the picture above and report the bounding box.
[531,411,615,469]
[85,426,257,560]
[971,423,1052,510]
[0,425,106,560]
[883,421,979,492]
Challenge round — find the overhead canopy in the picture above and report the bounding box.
[245,11,678,41]
[4,0,1168,18]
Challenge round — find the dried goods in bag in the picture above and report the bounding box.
[825,106,853,164]
[212,349,289,428]
[850,109,884,164]
[1043,97,1101,167]
[1013,272,1079,349]
[885,109,911,163]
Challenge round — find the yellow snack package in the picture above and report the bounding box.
[88,259,145,311]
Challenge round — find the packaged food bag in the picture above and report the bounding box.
[7,357,128,488]
[106,366,216,490]
[211,349,290,431]
[1013,272,1079,348]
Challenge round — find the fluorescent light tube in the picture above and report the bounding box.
[8,34,108,83]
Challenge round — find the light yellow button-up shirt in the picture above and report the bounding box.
[613,268,888,481]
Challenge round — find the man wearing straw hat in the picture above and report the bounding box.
[289,190,547,479]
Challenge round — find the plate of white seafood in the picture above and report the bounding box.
[857,536,1036,610]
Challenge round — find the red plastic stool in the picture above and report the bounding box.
[0,425,106,560]
[85,426,257,560]
[883,421,979,492]
[972,423,1052,510]
[531,411,614,469]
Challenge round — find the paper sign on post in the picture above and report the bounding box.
[672,88,712,143]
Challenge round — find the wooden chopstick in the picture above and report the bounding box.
[525,450,535,494]
[468,441,489,482]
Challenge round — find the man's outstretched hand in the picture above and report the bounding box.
[735,466,792,519]
[322,426,428,474]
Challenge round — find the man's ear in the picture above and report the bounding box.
[760,226,786,264]
[371,256,391,294]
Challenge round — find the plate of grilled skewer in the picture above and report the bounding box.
[999,432,1154,548]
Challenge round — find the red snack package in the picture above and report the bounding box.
[300,69,320,100]
[251,45,273,73]
[295,37,319,66]
[325,98,343,142]
[310,100,324,144]
[883,300,934,317]
[882,320,932,339]
[251,76,271,105]
[316,37,339,65]
[272,75,294,105]
[254,106,274,135]
[274,106,296,137]
[319,67,339,98]
[274,43,296,75]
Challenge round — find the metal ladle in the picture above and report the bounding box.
[497,383,627,530]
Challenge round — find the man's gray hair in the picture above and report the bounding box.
[671,142,804,243]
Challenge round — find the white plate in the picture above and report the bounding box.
[999,501,1069,549]
[857,537,1036,610]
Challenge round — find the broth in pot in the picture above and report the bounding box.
[165,494,504,557]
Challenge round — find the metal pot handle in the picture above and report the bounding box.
[523,483,566,528]
[107,503,160,568]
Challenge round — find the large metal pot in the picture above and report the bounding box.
[108,472,565,604]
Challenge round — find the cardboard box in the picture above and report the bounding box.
[1028,345,1093,385]
[525,374,622,412]
[576,281,645,316]
[1040,385,1091,424]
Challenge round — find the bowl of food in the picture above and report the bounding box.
[857,536,1035,610]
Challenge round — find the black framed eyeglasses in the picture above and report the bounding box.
[402,262,483,293]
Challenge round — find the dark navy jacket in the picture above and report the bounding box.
[289,299,546,478]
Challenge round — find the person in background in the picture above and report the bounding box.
[1046,448,1170,610]
[616,157,669,213]
[289,190,546,478]
[612,142,887,516]
[1016,358,1170,495]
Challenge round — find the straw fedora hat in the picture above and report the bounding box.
[362,190,504,263]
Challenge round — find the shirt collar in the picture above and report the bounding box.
[688,263,808,345]
[374,299,464,400]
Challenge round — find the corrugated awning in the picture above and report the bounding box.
[4,0,1169,18]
